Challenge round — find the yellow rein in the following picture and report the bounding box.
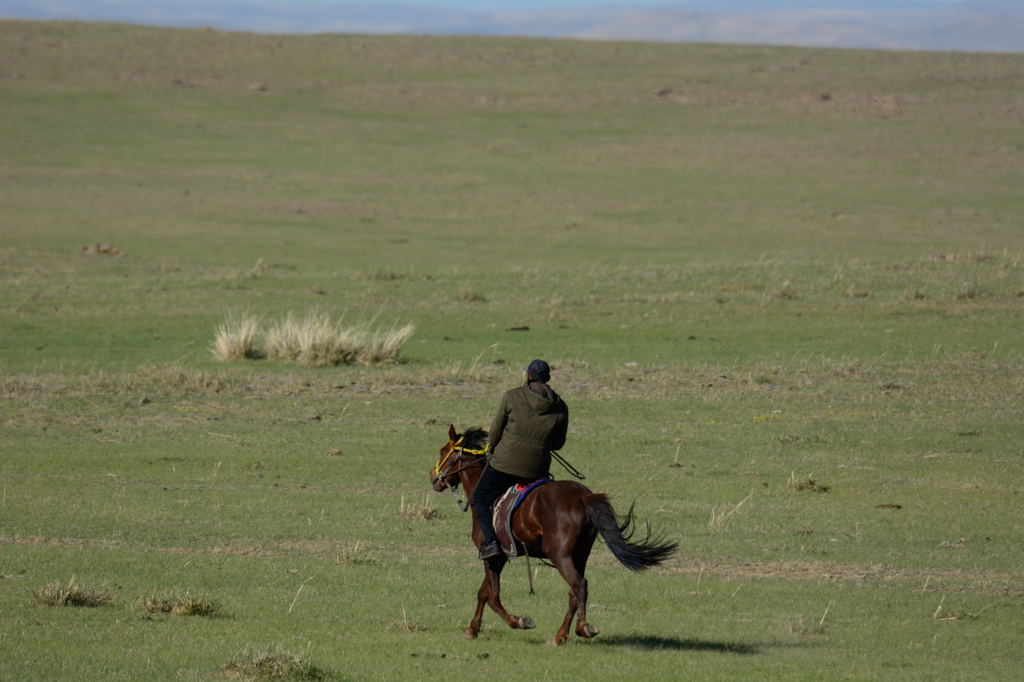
[433,436,488,477]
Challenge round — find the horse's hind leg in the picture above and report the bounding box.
[549,552,584,646]
[549,536,599,645]
[466,558,535,639]
[572,574,598,639]
[571,544,599,639]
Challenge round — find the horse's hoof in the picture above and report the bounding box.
[578,623,600,638]
[465,628,478,639]
[517,616,536,630]
[548,636,567,647]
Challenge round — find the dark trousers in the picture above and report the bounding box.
[471,464,520,546]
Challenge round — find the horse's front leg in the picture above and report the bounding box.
[467,557,535,638]
[466,571,489,639]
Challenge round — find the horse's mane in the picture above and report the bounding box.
[463,427,489,450]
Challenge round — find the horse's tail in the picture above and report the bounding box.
[585,494,677,571]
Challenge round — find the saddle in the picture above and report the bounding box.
[492,478,550,559]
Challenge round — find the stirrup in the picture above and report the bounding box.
[478,541,501,560]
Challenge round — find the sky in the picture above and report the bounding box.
[2,1,1022,52]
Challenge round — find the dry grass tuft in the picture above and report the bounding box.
[399,494,440,521]
[138,365,230,391]
[136,590,222,617]
[264,313,340,365]
[211,313,262,361]
[240,258,268,279]
[708,492,753,531]
[391,606,428,633]
[336,541,378,565]
[789,472,831,493]
[362,269,408,282]
[362,322,416,364]
[213,312,414,366]
[780,613,827,637]
[456,289,488,302]
[265,313,414,366]
[220,645,329,681]
[931,595,988,621]
[32,576,113,608]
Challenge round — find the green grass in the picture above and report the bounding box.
[1,18,1023,681]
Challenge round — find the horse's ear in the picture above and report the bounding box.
[448,424,457,441]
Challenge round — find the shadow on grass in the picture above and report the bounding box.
[592,634,758,655]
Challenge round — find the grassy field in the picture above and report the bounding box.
[1,19,1023,680]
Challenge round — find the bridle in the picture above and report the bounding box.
[432,436,487,512]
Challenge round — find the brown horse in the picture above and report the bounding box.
[429,425,677,645]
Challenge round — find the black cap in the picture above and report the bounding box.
[525,359,551,382]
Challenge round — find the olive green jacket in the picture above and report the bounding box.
[488,382,569,479]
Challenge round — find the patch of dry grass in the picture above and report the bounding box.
[220,312,415,367]
[263,313,414,366]
[399,494,440,521]
[788,473,831,493]
[220,645,329,681]
[31,576,113,608]
[211,313,262,361]
[391,606,428,633]
[931,596,989,622]
[136,590,222,617]
[778,613,828,638]
[358,321,416,365]
[336,541,378,565]
[455,289,488,303]
[240,258,268,279]
[263,313,332,364]
[707,493,753,532]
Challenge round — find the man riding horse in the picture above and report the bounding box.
[472,359,569,560]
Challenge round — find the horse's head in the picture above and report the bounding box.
[430,424,488,492]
